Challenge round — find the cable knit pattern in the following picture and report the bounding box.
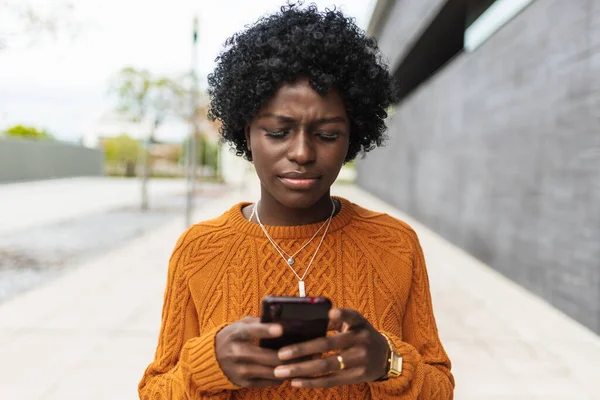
[139,197,454,399]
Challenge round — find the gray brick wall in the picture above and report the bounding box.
[358,0,600,333]
[0,139,104,182]
[375,0,446,70]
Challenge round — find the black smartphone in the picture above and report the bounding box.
[259,296,332,350]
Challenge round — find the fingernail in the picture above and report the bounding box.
[291,380,303,388]
[278,348,293,360]
[269,325,282,336]
[330,309,341,319]
[274,367,290,378]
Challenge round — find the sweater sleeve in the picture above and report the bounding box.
[138,229,240,399]
[368,231,455,399]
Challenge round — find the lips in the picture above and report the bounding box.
[278,171,322,191]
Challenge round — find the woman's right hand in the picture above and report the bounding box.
[215,316,285,388]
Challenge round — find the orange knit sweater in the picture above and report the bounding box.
[139,197,454,399]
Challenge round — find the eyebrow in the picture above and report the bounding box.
[257,113,347,125]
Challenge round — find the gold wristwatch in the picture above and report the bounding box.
[379,332,402,380]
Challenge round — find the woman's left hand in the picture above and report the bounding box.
[273,308,390,388]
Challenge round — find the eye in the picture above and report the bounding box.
[317,132,339,141]
[264,129,288,138]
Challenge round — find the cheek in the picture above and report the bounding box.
[250,138,278,170]
[331,139,350,163]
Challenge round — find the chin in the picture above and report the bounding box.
[281,193,323,209]
[271,188,328,210]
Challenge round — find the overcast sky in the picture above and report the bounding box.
[0,0,377,142]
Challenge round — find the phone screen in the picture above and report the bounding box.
[259,296,332,350]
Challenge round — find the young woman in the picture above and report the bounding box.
[139,3,454,399]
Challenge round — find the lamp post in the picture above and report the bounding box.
[141,116,159,211]
[185,15,199,227]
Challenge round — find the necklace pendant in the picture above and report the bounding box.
[298,281,306,297]
[287,257,295,266]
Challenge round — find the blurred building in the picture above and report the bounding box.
[358,0,600,333]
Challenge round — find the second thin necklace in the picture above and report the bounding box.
[249,201,331,266]
[253,198,336,297]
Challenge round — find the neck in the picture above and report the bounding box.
[256,186,335,226]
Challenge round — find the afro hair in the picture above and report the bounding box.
[207,2,398,162]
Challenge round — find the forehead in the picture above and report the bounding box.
[258,79,347,119]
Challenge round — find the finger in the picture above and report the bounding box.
[275,347,366,379]
[231,323,283,341]
[328,319,350,333]
[329,308,367,330]
[247,379,284,388]
[278,331,358,361]
[290,368,365,389]
[239,316,260,324]
[236,364,282,381]
[232,342,283,367]
[273,352,348,378]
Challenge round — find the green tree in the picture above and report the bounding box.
[109,67,186,207]
[109,67,215,205]
[101,134,140,177]
[4,124,54,140]
[109,67,209,132]
[109,67,187,125]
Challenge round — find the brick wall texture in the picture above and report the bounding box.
[357,0,600,333]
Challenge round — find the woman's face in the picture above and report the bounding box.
[246,78,350,209]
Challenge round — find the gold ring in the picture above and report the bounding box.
[337,355,345,370]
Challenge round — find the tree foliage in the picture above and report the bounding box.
[109,67,220,177]
[109,67,212,127]
[109,67,188,125]
[101,134,140,164]
[4,124,54,140]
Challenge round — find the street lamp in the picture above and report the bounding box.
[185,15,199,226]
[141,116,161,211]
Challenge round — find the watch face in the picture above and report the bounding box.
[390,353,403,375]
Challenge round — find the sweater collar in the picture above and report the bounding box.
[227,196,355,239]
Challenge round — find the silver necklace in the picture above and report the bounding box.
[248,201,331,266]
[253,198,336,296]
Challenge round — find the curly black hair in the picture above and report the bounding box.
[207,2,397,162]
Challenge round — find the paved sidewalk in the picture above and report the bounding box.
[0,179,597,399]
[0,177,189,235]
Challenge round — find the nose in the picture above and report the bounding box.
[287,131,316,165]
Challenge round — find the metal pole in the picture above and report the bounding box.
[141,119,155,211]
[186,15,199,226]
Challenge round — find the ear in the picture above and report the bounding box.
[244,124,252,151]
